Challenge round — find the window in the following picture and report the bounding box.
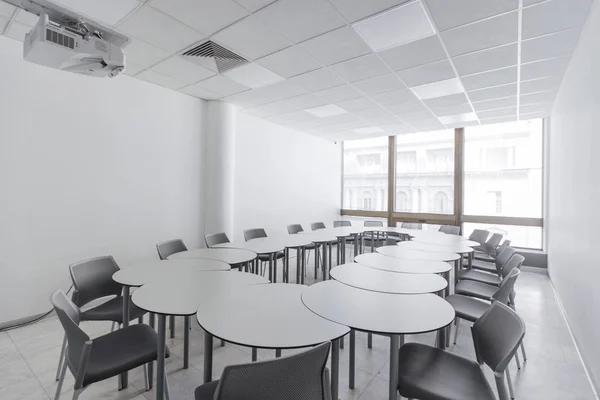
[463,222,542,249]
[395,130,455,214]
[464,120,543,218]
[343,137,388,211]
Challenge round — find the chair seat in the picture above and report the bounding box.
[470,261,498,274]
[257,251,285,262]
[397,343,495,400]
[195,380,220,400]
[81,296,146,324]
[455,280,497,301]
[458,270,501,286]
[83,324,168,386]
[474,253,495,263]
[445,295,490,322]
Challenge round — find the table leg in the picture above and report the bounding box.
[296,248,301,283]
[438,323,447,350]
[120,286,130,389]
[368,333,372,349]
[251,348,257,362]
[322,244,328,281]
[301,247,306,285]
[203,331,213,383]
[371,232,375,253]
[274,253,278,283]
[284,248,288,283]
[341,237,346,264]
[328,243,332,276]
[349,329,355,389]
[443,271,450,298]
[389,335,402,400]
[183,316,189,369]
[331,338,340,400]
[353,234,359,258]
[268,254,273,282]
[275,349,281,358]
[314,244,319,279]
[156,315,166,400]
[454,259,460,286]
[468,252,473,269]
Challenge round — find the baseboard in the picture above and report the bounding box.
[550,279,599,399]
[0,311,52,331]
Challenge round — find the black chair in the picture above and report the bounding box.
[205,232,230,248]
[401,222,422,230]
[363,220,385,250]
[457,253,524,294]
[475,239,511,263]
[51,289,168,400]
[244,228,284,276]
[475,233,503,259]
[459,247,516,285]
[55,256,146,381]
[194,342,332,400]
[156,239,188,339]
[310,222,327,231]
[397,302,526,400]
[469,229,490,251]
[439,225,460,235]
[333,220,351,227]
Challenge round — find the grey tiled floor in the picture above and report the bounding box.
[1,256,597,400]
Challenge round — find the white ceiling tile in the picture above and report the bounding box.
[257,0,346,43]
[151,56,215,86]
[267,110,317,124]
[315,85,363,103]
[329,54,389,83]
[222,90,266,108]
[409,119,445,131]
[137,69,185,89]
[5,22,32,41]
[386,101,428,115]
[191,75,249,97]
[472,96,517,111]
[318,113,363,126]
[522,0,593,40]
[123,61,146,76]
[289,69,346,91]
[247,99,303,116]
[445,120,480,129]
[460,66,517,90]
[378,35,446,71]
[425,0,518,31]
[519,102,553,115]
[439,112,477,125]
[0,2,15,18]
[441,11,518,57]
[211,14,291,60]
[520,91,556,105]
[520,111,550,120]
[53,0,140,26]
[372,88,418,105]
[352,74,406,96]
[396,59,456,87]
[224,81,308,108]
[480,115,518,125]
[453,43,518,75]
[299,26,372,66]
[520,76,563,95]
[353,1,435,52]
[520,56,570,81]
[523,0,545,5]
[306,104,348,117]
[0,15,8,32]
[477,107,517,119]
[467,83,517,102]
[151,0,249,36]
[119,6,204,52]
[412,77,464,100]
[353,107,399,124]
[224,63,285,89]
[336,97,379,112]
[433,103,473,117]
[397,109,437,121]
[15,10,38,26]
[354,126,385,134]
[256,46,321,78]
[233,0,277,12]
[287,93,328,109]
[124,39,171,67]
[521,28,581,63]
[424,93,468,109]
[180,84,221,99]
[378,122,415,134]
[328,0,411,23]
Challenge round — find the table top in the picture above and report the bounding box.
[398,240,474,254]
[302,280,455,335]
[411,234,480,247]
[319,227,363,237]
[167,248,257,264]
[330,263,447,294]
[354,253,452,274]
[302,231,339,243]
[376,246,461,262]
[196,284,349,349]
[113,259,231,287]
[214,238,285,254]
[131,271,269,316]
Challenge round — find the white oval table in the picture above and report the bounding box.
[412,234,480,247]
[321,227,364,263]
[302,280,455,400]
[166,247,257,270]
[303,232,339,281]
[377,245,460,262]
[354,253,452,274]
[214,239,286,282]
[196,284,349,399]
[132,271,269,400]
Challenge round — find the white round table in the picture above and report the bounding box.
[132,271,269,400]
[215,239,286,282]
[330,263,447,295]
[377,245,460,262]
[322,227,364,263]
[196,283,349,399]
[398,240,474,255]
[412,234,480,247]
[302,280,455,400]
[113,259,231,287]
[303,232,339,281]
[166,248,257,269]
[354,253,452,274]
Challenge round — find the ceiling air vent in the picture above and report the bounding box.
[180,40,248,73]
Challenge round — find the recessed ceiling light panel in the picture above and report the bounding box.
[305,104,348,118]
[352,1,436,52]
[412,78,465,100]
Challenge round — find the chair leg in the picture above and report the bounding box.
[494,372,510,400]
[138,315,143,324]
[71,388,85,400]
[143,363,150,391]
[453,318,460,345]
[169,315,175,339]
[506,366,515,399]
[55,334,67,381]
[55,358,68,400]
[515,351,522,369]
[111,321,117,333]
[520,342,528,361]
[164,366,171,400]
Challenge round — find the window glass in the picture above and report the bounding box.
[463,222,542,249]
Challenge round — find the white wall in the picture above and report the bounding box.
[233,113,342,241]
[548,0,600,391]
[0,36,206,324]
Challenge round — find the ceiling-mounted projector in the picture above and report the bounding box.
[4,0,130,78]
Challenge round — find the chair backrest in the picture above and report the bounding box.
[439,225,460,235]
[333,221,351,227]
[493,268,521,305]
[156,239,187,260]
[311,222,326,231]
[469,229,490,246]
[244,228,267,241]
[364,220,383,227]
[500,254,525,278]
[69,256,122,307]
[205,232,230,248]
[50,290,91,388]
[472,302,526,374]
[287,224,304,234]
[495,240,511,258]
[494,247,516,273]
[214,342,332,400]
[401,222,422,229]
[484,233,503,256]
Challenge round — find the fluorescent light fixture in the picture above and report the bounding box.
[224,63,285,89]
[439,112,478,125]
[412,78,465,100]
[354,127,385,134]
[305,104,348,118]
[352,1,435,52]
